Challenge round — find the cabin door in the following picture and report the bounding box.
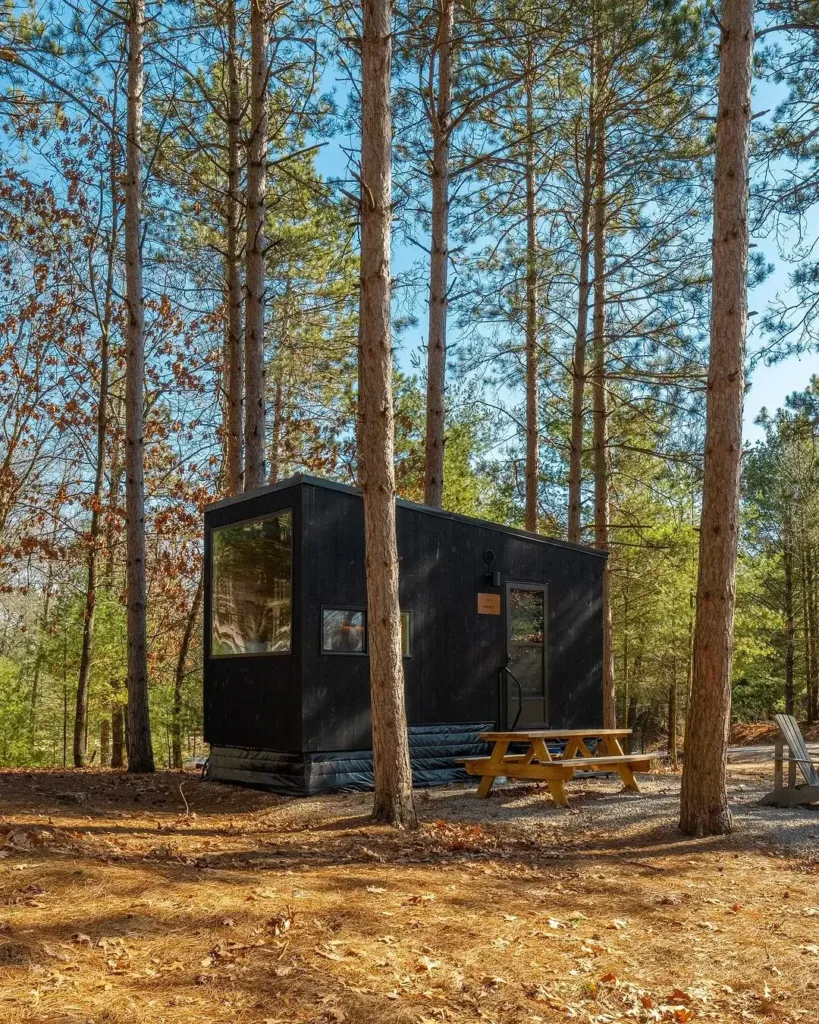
[505,583,548,728]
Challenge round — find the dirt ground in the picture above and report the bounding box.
[0,762,817,1024]
[730,722,819,745]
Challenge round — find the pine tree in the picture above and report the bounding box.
[359,0,417,829]
[680,0,754,837]
[244,0,269,490]
[124,0,154,773]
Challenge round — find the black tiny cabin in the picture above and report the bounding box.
[203,474,606,794]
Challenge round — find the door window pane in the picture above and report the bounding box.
[509,589,544,643]
[211,511,292,655]
[322,609,366,653]
[510,647,545,697]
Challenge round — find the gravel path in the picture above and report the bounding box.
[411,760,819,857]
[255,745,819,859]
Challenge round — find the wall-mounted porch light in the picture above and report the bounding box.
[483,549,502,588]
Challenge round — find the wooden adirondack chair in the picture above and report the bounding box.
[761,714,819,807]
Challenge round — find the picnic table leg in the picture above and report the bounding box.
[476,774,495,798]
[475,739,510,798]
[602,735,627,756]
[562,737,594,759]
[546,775,569,807]
[530,738,554,763]
[602,734,640,792]
[615,762,640,792]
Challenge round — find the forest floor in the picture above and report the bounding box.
[730,722,819,745]
[0,761,817,1024]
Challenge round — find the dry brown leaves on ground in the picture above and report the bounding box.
[0,767,816,1024]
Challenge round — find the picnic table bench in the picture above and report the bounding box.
[461,728,656,807]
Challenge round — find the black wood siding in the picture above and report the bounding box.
[203,483,304,751]
[203,476,605,756]
[299,482,604,752]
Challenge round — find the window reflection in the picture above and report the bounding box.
[509,589,544,644]
[320,608,412,656]
[322,609,366,653]
[211,511,292,655]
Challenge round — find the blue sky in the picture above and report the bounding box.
[745,335,819,442]
[317,64,817,449]
[743,71,818,442]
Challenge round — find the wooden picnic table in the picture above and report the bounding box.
[461,728,655,807]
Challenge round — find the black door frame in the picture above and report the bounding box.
[502,581,548,729]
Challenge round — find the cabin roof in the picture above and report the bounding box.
[204,472,608,559]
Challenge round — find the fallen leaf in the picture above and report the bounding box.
[315,946,345,962]
[668,988,692,1004]
[404,894,435,906]
[481,975,507,989]
[417,955,441,971]
[267,907,295,937]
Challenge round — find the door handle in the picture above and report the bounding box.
[501,660,524,731]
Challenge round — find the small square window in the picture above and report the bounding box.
[322,608,366,654]
[401,611,412,657]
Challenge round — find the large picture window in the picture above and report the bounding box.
[211,511,292,656]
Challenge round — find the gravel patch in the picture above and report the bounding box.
[245,747,819,860]
[414,763,819,857]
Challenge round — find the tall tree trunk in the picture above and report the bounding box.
[172,572,203,769]
[30,530,57,745]
[807,544,818,722]
[100,718,111,767]
[668,656,678,765]
[626,649,641,753]
[269,372,284,484]
[111,703,125,768]
[269,295,290,485]
[359,0,417,829]
[591,118,615,729]
[784,520,795,715]
[567,92,596,544]
[680,0,753,837]
[244,0,268,490]
[124,0,154,773]
[225,0,244,495]
[684,577,695,732]
[800,540,813,722]
[423,0,453,508]
[621,581,628,725]
[104,421,123,585]
[75,119,120,768]
[523,45,539,534]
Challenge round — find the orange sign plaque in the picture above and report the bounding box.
[477,592,501,615]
